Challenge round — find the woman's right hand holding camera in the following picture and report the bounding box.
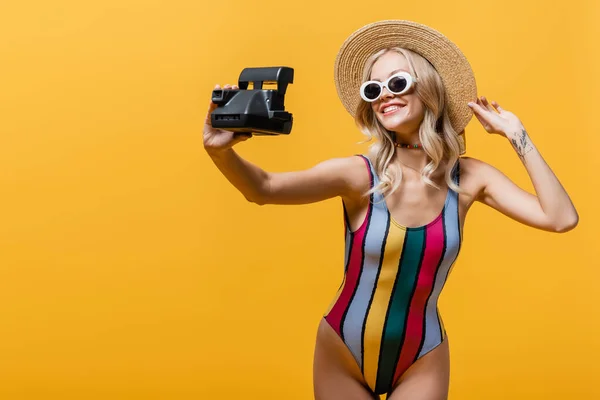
[203,84,252,155]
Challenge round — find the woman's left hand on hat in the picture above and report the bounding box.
[468,96,525,142]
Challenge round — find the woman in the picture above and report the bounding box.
[203,20,578,400]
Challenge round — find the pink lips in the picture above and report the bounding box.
[380,103,405,116]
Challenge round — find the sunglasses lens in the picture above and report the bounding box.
[362,83,381,101]
[388,76,408,94]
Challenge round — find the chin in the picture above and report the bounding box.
[383,120,421,134]
[377,111,420,132]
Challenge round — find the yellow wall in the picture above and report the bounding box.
[0,1,598,399]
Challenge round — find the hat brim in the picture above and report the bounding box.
[334,20,477,154]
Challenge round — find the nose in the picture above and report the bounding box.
[380,86,394,100]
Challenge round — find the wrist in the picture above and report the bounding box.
[205,146,233,160]
[507,128,535,160]
[503,125,526,140]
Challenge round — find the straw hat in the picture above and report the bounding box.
[334,20,477,154]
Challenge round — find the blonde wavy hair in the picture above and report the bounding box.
[355,47,464,198]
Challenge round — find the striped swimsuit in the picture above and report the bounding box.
[324,155,462,395]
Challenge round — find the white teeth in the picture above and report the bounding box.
[383,105,401,113]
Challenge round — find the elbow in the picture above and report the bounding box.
[245,193,267,205]
[553,214,579,233]
[243,174,272,206]
[244,181,270,206]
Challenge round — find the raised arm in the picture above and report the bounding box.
[467,97,578,233]
[204,84,369,206]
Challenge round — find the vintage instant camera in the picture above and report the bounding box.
[210,67,294,135]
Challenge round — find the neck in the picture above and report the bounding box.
[394,149,430,171]
[391,133,429,171]
[389,132,448,178]
[391,130,419,144]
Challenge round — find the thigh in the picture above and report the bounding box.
[387,338,450,400]
[313,318,378,400]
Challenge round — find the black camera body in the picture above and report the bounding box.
[210,67,294,135]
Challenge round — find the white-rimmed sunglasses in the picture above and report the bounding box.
[359,72,416,102]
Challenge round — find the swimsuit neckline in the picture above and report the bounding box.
[384,187,451,231]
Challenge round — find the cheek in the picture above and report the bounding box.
[405,98,425,121]
[412,103,425,119]
[371,104,385,124]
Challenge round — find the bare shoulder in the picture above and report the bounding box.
[333,153,373,209]
[457,156,496,200]
[334,154,372,196]
[459,156,488,175]
[459,156,513,199]
[312,154,372,203]
[460,156,507,179]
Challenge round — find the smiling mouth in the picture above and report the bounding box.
[382,105,404,115]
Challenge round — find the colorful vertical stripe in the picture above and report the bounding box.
[391,216,445,386]
[325,157,373,337]
[341,201,389,367]
[324,155,462,395]
[362,224,406,389]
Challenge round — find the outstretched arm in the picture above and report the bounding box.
[204,84,369,205]
[468,97,578,233]
[207,149,368,205]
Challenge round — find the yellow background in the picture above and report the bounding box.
[0,0,598,399]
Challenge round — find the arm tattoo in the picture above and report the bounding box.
[511,129,533,161]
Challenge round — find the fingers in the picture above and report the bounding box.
[478,96,497,113]
[473,112,491,131]
[468,100,487,116]
[468,101,494,131]
[472,111,487,126]
[470,96,505,118]
[491,100,504,112]
[479,96,508,114]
